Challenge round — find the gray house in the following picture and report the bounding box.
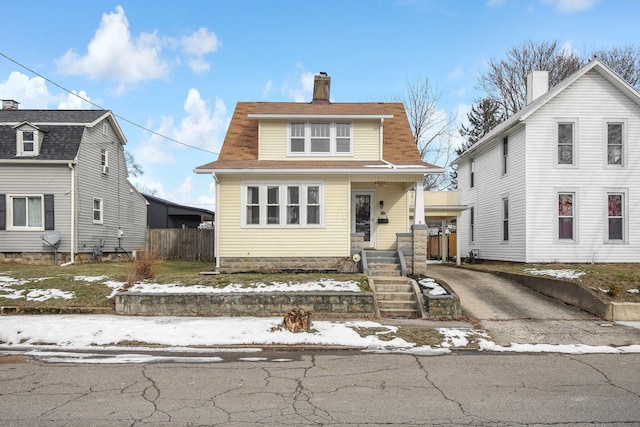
[0,102,147,264]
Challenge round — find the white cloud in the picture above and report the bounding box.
[181,27,220,56]
[56,6,168,93]
[262,80,273,98]
[282,67,315,102]
[181,27,220,74]
[136,88,229,166]
[57,90,92,109]
[0,71,49,108]
[541,0,600,12]
[447,64,465,80]
[175,176,193,197]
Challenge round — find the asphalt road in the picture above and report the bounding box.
[1,351,639,426]
[425,264,640,346]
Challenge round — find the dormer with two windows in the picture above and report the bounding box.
[14,122,44,157]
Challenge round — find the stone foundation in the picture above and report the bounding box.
[220,256,352,273]
[115,292,376,317]
[0,252,132,265]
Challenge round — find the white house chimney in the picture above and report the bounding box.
[526,71,549,104]
[312,72,330,104]
[2,99,19,110]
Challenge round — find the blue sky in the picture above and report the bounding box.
[0,0,637,208]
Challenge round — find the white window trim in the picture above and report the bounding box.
[241,181,324,228]
[604,188,628,244]
[16,129,39,157]
[287,121,353,156]
[502,136,508,176]
[93,198,104,224]
[554,118,579,168]
[7,194,44,231]
[502,196,509,242]
[603,119,627,168]
[555,189,578,243]
[101,148,110,175]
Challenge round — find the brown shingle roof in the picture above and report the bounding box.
[197,101,438,171]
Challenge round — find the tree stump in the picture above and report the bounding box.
[282,307,312,333]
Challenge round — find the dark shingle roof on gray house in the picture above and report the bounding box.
[0,109,111,161]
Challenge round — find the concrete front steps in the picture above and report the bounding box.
[365,250,402,276]
[370,277,426,319]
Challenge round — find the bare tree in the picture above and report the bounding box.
[388,77,456,190]
[590,45,640,87]
[125,150,144,178]
[479,40,583,119]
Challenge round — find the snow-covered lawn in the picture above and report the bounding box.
[524,268,586,280]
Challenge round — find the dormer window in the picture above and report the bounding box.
[16,127,40,156]
[288,121,352,156]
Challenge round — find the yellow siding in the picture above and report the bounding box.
[351,182,410,250]
[218,174,350,257]
[258,120,381,161]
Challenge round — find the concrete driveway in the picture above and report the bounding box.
[425,264,640,346]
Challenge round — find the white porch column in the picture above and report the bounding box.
[456,213,461,265]
[413,180,425,225]
[441,219,447,262]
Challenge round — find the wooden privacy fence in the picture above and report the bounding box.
[428,233,457,260]
[147,228,215,261]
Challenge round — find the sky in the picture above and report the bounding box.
[1,0,638,209]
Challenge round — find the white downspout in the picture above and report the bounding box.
[213,173,220,271]
[63,163,76,265]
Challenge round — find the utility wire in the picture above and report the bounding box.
[0,51,220,155]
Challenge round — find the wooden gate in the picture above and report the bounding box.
[147,228,215,261]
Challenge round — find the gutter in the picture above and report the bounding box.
[213,173,220,272]
[66,163,76,265]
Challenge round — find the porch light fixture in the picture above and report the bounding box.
[373,181,387,188]
[378,200,389,224]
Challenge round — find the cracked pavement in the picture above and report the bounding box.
[1,351,639,426]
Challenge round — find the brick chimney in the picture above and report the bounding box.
[2,99,19,110]
[312,72,330,104]
[526,71,549,104]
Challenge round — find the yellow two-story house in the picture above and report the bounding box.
[195,73,443,273]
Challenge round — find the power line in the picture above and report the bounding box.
[0,51,220,155]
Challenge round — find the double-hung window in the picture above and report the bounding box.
[93,198,104,224]
[289,122,352,155]
[502,137,508,175]
[470,159,475,188]
[469,206,475,242]
[9,195,43,229]
[607,193,625,241]
[502,197,509,241]
[101,148,110,174]
[557,122,575,165]
[243,182,323,227]
[22,131,35,153]
[606,122,624,166]
[558,192,574,240]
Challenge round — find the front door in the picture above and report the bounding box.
[352,191,375,248]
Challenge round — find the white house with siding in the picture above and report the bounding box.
[0,105,147,264]
[195,73,444,273]
[454,58,640,263]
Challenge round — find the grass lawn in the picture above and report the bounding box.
[464,261,640,303]
[0,260,369,309]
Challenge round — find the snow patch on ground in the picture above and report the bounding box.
[524,268,586,280]
[418,277,448,296]
[127,279,362,294]
[0,275,73,301]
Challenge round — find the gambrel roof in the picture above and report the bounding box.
[195,101,442,174]
[0,109,125,162]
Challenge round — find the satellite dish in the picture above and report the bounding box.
[42,231,61,247]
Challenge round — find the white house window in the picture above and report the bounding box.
[607,122,623,166]
[502,136,508,175]
[469,207,475,242]
[470,159,475,188]
[93,198,103,224]
[267,186,280,225]
[502,197,509,241]
[22,131,35,153]
[558,193,574,240]
[243,182,323,227]
[557,122,574,165]
[101,149,109,174]
[288,122,352,155]
[246,186,260,225]
[9,195,43,230]
[607,193,624,241]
